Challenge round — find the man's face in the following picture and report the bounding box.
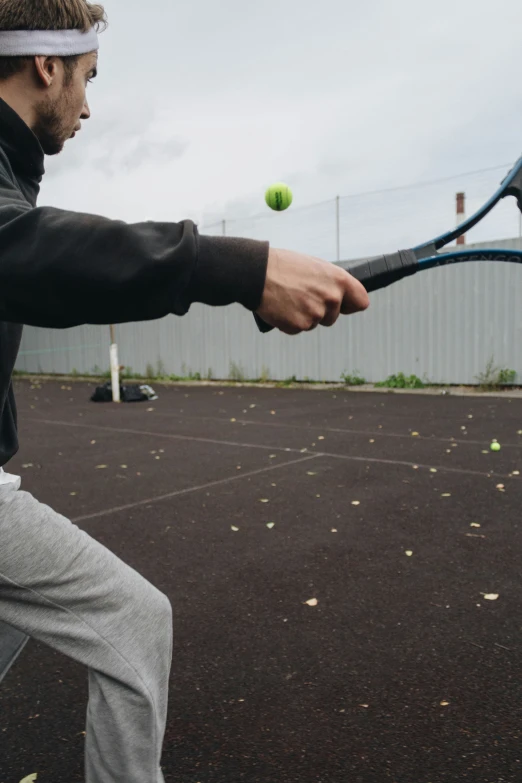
[33,51,97,156]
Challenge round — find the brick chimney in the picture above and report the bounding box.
[456,192,466,245]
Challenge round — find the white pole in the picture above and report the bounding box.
[335,196,340,261]
[109,325,120,403]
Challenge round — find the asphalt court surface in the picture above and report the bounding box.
[0,379,521,782]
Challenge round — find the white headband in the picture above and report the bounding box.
[0,28,99,57]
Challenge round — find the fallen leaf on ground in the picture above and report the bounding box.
[259,499,269,503]
[305,598,318,606]
[411,431,419,437]
[351,500,360,506]
[307,471,317,476]
[331,528,338,533]
[470,523,481,528]
[405,550,413,557]
[231,526,239,532]
[318,436,325,440]
[441,493,451,497]
[19,775,37,783]
[483,593,499,601]
[266,523,275,529]
[95,465,107,469]
[440,701,450,707]
[430,468,437,473]
[22,464,33,469]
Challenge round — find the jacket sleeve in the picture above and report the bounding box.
[0,175,269,329]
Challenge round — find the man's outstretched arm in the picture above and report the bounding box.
[0,175,368,331]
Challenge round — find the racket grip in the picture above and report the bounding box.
[254,313,273,333]
[342,249,418,293]
[253,249,418,333]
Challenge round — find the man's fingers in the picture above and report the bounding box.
[320,301,341,327]
[340,273,370,315]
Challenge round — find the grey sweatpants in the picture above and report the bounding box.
[0,478,173,783]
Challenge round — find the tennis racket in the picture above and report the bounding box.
[255,155,522,333]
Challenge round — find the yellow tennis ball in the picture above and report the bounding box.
[490,441,501,451]
[265,182,293,211]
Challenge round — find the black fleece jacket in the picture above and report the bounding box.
[0,98,269,467]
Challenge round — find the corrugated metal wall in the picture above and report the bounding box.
[15,237,522,385]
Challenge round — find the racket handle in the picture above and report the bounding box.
[341,249,418,292]
[254,249,418,334]
[254,312,273,333]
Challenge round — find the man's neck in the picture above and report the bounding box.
[0,78,36,132]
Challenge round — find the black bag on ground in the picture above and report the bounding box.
[91,381,156,403]
[121,384,149,402]
[90,381,114,402]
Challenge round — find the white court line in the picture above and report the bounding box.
[26,417,510,480]
[139,410,522,450]
[22,404,522,449]
[71,454,319,522]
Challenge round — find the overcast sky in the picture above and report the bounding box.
[42,0,522,260]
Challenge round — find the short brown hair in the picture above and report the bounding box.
[0,0,107,81]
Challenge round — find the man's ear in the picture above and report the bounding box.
[34,56,59,88]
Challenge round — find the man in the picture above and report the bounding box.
[0,2,369,781]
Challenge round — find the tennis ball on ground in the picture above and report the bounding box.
[265,182,293,211]
[490,441,501,451]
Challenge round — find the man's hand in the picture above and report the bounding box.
[256,248,370,335]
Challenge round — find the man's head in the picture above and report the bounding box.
[0,0,107,155]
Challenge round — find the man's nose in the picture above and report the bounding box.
[81,100,91,120]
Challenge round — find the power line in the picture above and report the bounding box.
[202,161,513,229]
